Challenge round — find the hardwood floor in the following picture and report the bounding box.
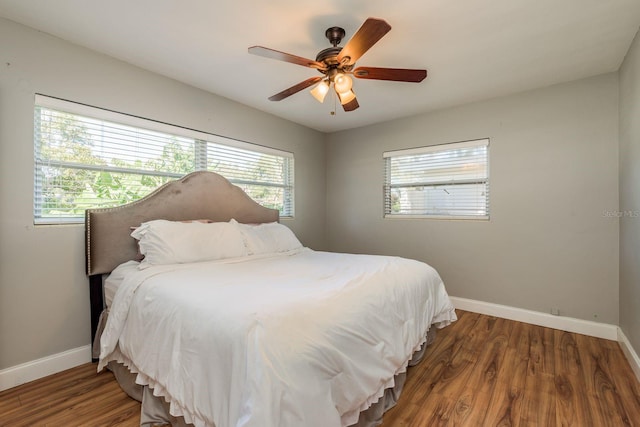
[383,310,640,426]
[1,310,639,426]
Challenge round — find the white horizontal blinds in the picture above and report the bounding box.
[34,106,189,223]
[383,139,489,219]
[205,140,294,216]
[34,95,294,224]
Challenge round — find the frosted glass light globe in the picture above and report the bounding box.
[334,73,353,94]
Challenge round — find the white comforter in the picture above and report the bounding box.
[99,249,456,427]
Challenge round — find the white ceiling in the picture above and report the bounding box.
[1,0,639,133]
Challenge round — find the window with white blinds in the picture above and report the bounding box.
[34,95,294,224]
[383,139,489,219]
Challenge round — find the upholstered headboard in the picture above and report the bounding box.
[85,171,279,276]
[85,171,280,350]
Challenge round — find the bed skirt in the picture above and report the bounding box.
[101,328,436,427]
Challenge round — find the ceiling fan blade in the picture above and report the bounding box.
[268,76,323,101]
[249,46,325,69]
[337,18,391,65]
[353,67,427,82]
[342,97,359,112]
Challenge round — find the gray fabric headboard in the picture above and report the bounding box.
[85,171,280,276]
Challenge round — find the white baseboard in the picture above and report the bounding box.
[618,328,640,383]
[450,296,618,340]
[0,345,91,392]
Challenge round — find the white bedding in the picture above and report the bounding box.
[104,260,140,307]
[98,248,456,427]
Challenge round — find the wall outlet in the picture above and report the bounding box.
[550,307,560,316]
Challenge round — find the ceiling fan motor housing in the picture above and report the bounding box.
[316,46,342,64]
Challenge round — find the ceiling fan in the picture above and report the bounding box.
[248,18,427,112]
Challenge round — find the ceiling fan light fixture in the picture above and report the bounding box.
[337,88,356,105]
[310,80,330,103]
[333,73,353,94]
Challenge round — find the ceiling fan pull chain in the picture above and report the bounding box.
[330,88,337,116]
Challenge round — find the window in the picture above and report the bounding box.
[383,139,489,219]
[34,95,294,224]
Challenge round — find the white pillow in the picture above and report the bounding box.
[232,220,303,255]
[131,219,248,267]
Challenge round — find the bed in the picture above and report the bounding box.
[85,171,457,427]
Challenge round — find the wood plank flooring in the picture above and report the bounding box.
[1,310,639,426]
[382,310,640,426]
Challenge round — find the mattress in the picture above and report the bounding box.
[99,248,457,427]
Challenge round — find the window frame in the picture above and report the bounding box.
[383,138,490,220]
[33,94,294,225]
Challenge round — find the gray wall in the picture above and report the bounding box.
[326,74,620,324]
[619,29,640,352]
[0,18,326,370]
